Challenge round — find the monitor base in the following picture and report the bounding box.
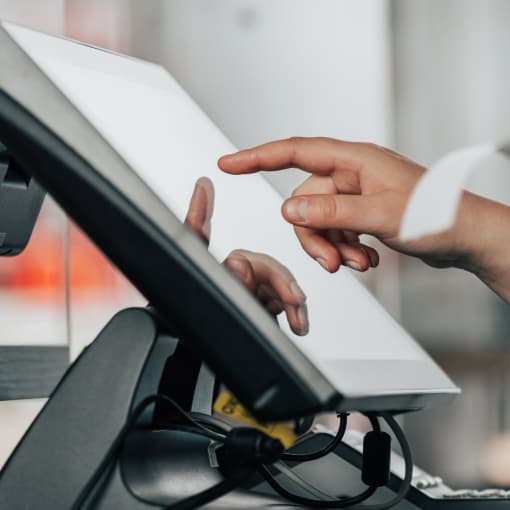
[0,306,497,509]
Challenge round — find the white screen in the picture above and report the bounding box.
[6,23,425,376]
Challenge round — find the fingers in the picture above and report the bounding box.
[287,176,373,272]
[256,284,284,315]
[223,255,256,293]
[229,250,305,306]
[256,283,308,336]
[282,193,388,234]
[218,137,381,176]
[294,225,378,273]
[363,245,380,268]
[284,300,309,337]
[294,225,341,272]
[293,173,361,199]
[184,177,215,244]
[223,250,309,336]
[282,194,386,271]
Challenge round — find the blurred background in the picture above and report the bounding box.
[0,0,510,489]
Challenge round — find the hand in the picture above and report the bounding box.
[218,137,510,302]
[185,177,309,335]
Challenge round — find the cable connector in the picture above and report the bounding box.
[218,427,284,470]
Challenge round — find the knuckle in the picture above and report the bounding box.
[291,187,302,198]
[228,248,247,259]
[287,136,304,145]
[316,136,335,144]
[317,196,339,223]
[286,136,304,163]
[291,176,312,197]
[360,142,381,154]
[257,252,276,266]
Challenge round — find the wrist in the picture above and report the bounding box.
[453,192,510,302]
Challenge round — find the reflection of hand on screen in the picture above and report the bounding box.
[185,177,309,336]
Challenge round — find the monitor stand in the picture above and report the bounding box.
[0,307,293,509]
[0,307,494,509]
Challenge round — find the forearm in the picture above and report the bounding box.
[454,191,510,302]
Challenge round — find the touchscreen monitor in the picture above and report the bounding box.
[0,22,459,419]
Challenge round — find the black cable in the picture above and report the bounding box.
[189,412,231,436]
[211,411,388,509]
[355,412,413,510]
[365,412,381,433]
[256,414,381,508]
[192,411,349,468]
[161,423,226,442]
[258,412,414,509]
[74,396,412,510]
[281,412,348,462]
[72,394,236,510]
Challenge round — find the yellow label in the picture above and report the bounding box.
[213,390,297,448]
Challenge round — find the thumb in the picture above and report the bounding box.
[282,193,387,235]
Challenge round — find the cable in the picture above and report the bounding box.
[255,412,414,509]
[193,411,349,465]
[195,411,388,508]
[189,411,232,436]
[354,412,413,510]
[72,394,241,510]
[255,414,382,508]
[183,412,413,509]
[191,412,340,500]
[365,412,381,433]
[281,412,348,462]
[74,397,412,510]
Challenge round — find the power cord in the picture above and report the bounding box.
[191,411,353,501]
[257,412,413,509]
[256,413,382,508]
[281,412,348,462]
[195,410,385,507]
[71,394,266,510]
[355,412,413,510]
[72,394,279,510]
[192,410,405,508]
[73,396,412,510]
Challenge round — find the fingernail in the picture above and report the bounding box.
[285,198,308,222]
[360,245,378,268]
[289,281,306,301]
[346,260,362,271]
[315,257,330,272]
[296,304,309,335]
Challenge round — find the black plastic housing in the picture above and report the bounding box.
[0,89,338,421]
[0,140,44,255]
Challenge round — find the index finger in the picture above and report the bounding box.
[218,137,379,176]
[228,249,306,307]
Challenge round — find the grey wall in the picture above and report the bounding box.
[131,0,394,197]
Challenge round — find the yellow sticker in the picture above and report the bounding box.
[214,390,297,448]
